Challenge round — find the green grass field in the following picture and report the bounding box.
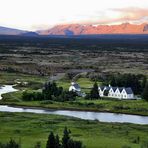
[0,112,148,148]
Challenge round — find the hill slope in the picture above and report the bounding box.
[0,26,28,35]
[37,23,148,35]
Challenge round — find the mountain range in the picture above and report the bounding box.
[0,26,38,36]
[0,23,148,36]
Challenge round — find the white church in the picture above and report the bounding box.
[98,85,134,99]
[69,82,86,97]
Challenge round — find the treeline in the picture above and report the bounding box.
[22,81,77,102]
[0,127,84,148]
[104,74,147,95]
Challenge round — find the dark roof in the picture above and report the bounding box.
[99,86,105,91]
[111,87,118,92]
[118,87,124,92]
[99,86,133,94]
[124,87,133,94]
[105,86,110,90]
[73,83,80,89]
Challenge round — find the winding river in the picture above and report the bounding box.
[0,85,18,100]
[0,85,148,125]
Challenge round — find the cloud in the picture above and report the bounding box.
[109,7,148,24]
[79,7,148,25]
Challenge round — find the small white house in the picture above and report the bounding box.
[98,85,134,99]
[69,82,86,97]
[69,82,81,92]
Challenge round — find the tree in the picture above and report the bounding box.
[142,82,148,101]
[110,76,116,86]
[46,132,56,148]
[8,139,20,148]
[55,135,61,148]
[62,127,70,148]
[90,82,100,99]
[46,127,83,148]
[142,76,147,89]
[67,139,82,148]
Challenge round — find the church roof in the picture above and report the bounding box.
[72,83,80,89]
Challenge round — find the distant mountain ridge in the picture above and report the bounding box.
[0,26,27,35]
[0,26,38,36]
[0,23,148,36]
[37,23,148,35]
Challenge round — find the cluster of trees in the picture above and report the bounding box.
[46,127,83,148]
[85,82,100,100]
[0,139,20,148]
[22,81,77,102]
[107,74,147,95]
[0,127,83,148]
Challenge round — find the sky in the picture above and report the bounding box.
[0,0,148,31]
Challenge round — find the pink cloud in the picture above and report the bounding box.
[110,7,148,23]
[79,7,148,25]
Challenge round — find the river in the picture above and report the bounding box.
[0,85,18,100]
[0,105,148,125]
[0,85,148,125]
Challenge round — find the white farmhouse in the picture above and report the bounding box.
[98,85,134,99]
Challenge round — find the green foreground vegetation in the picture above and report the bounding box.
[0,112,148,148]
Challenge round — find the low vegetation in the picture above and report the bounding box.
[0,112,148,148]
[0,127,83,148]
[22,81,77,102]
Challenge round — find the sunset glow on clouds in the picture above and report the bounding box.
[0,0,148,30]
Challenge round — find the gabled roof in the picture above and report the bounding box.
[124,87,133,94]
[72,83,80,90]
[118,87,124,92]
[99,86,105,91]
[99,85,134,95]
[104,86,110,91]
[111,87,118,92]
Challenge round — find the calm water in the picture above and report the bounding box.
[0,105,148,125]
[0,85,18,100]
[0,85,148,125]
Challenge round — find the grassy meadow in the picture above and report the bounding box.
[0,112,148,148]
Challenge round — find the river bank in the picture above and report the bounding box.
[1,97,148,116]
[0,105,148,124]
[0,84,148,116]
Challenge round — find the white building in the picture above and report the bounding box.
[69,82,81,92]
[69,82,86,97]
[98,85,134,99]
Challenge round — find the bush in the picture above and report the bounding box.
[46,127,84,148]
[0,139,20,148]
